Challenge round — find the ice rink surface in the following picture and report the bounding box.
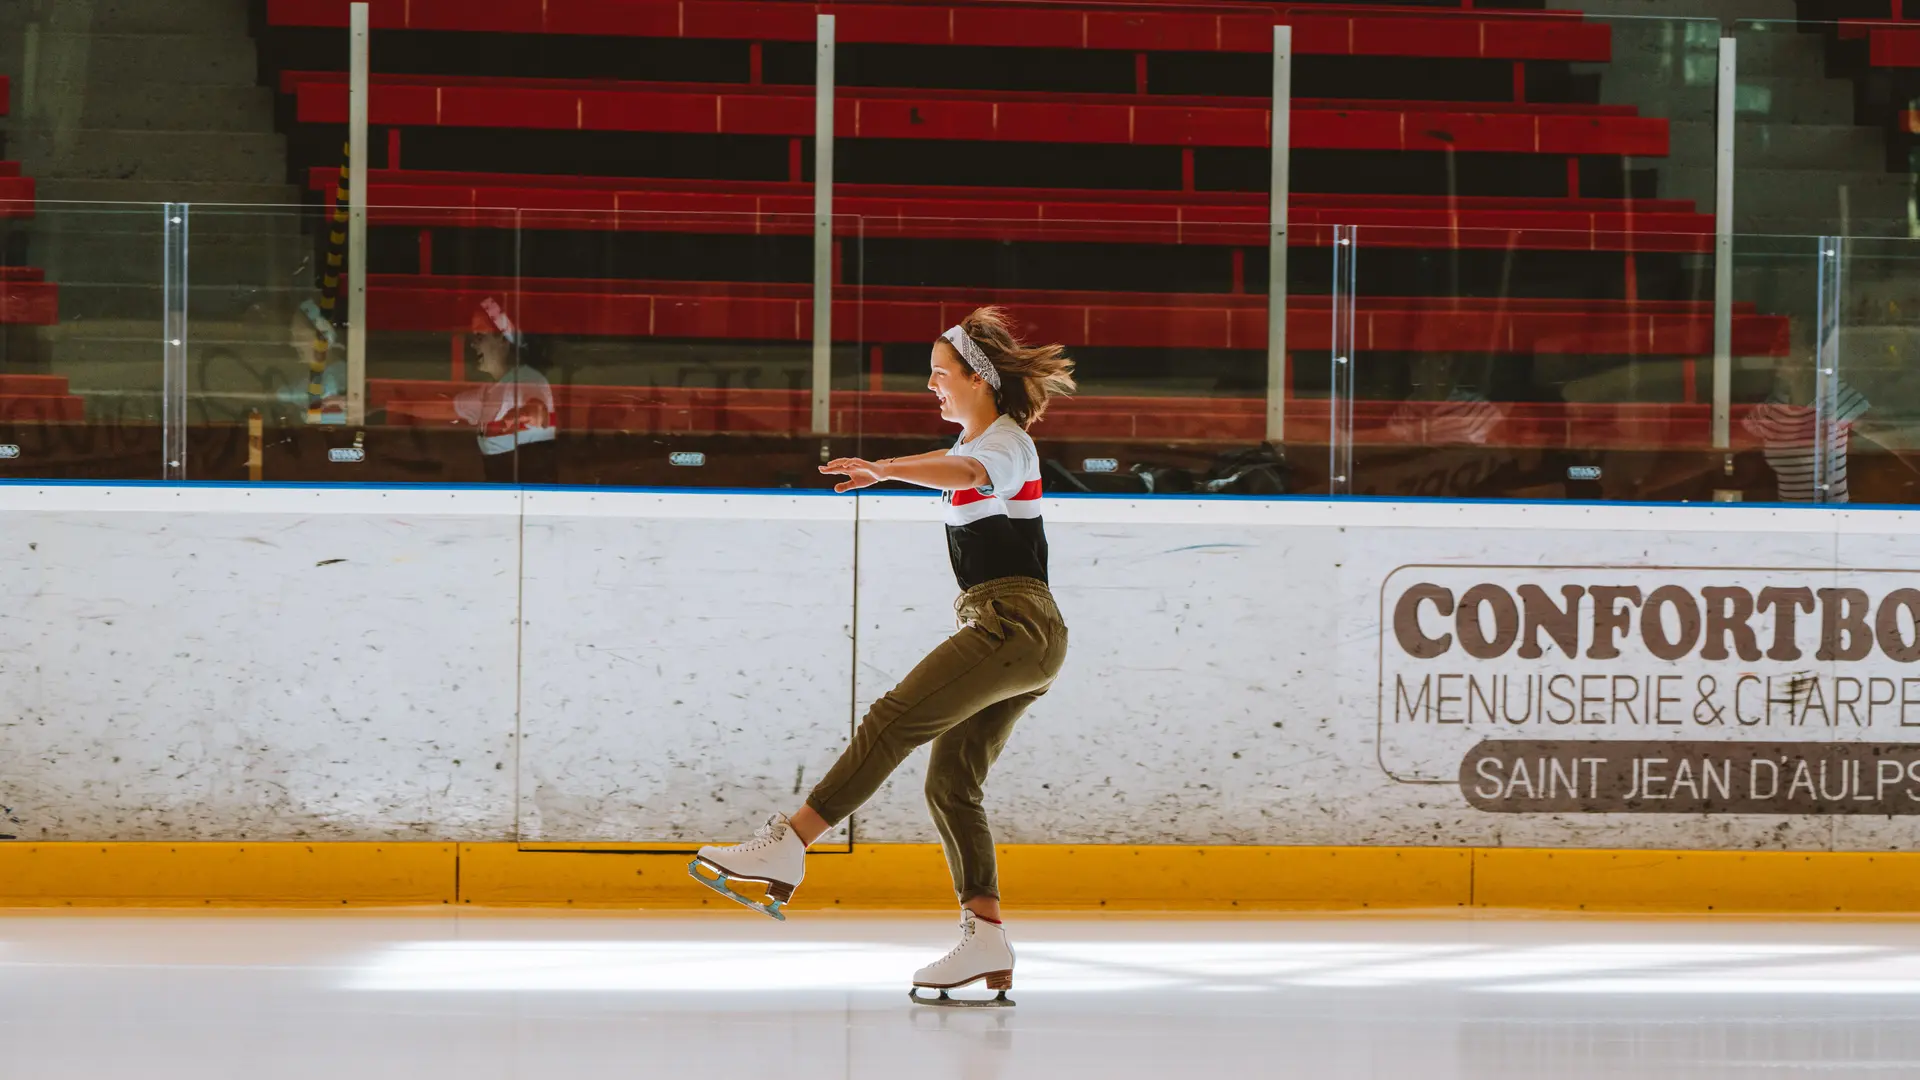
[7,909,1920,1078]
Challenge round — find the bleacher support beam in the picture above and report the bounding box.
[1712,35,1735,451]
[1267,25,1291,444]
[812,14,834,436]
[347,2,370,427]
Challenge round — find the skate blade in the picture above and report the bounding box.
[687,858,787,921]
[909,987,1015,1008]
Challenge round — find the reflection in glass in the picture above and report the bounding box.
[0,203,169,481]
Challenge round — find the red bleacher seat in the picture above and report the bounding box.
[1847,21,1920,64]
[0,396,84,423]
[0,176,36,218]
[0,373,69,393]
[322,171,1713,252]
[266,0,1610,63]
[0,268,57,325]
[0,85,49,287]
[365,378,1772,450]
[1834,1,1920,19]
[284,73,1668,156]
[0,375,84,424]
[363,275,1788,355]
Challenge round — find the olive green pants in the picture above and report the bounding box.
[806,577,1068,903]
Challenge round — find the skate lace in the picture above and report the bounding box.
[933,914,977,966]
[736,813,788,852]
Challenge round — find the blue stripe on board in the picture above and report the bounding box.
[3,477,1919,511]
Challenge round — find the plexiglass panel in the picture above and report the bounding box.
[0,202,169,480]
[1332,220,1782,502]
[1832,235,1920,504]
[511,208,858,844]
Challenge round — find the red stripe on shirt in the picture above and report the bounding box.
[950,479,1042,507]
[482,400,551,438]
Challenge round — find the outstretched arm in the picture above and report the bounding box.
[821,454,988,493]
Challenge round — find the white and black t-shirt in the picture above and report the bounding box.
[453,366,557,456]
[942,415,1047,591]
[1383,389,1505,446]
[1741,383,1871,503]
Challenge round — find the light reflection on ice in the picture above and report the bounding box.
[346,938,1897,996]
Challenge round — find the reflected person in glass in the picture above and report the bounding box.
[1741,352,1870,503]
[1382,354,1505,447]
[453,297,558,485]
[274,300,347,424]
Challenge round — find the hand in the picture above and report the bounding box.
[820,457,887,493]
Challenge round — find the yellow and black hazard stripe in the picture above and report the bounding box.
[308,141,351,424]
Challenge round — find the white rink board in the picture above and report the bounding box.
[0,486,524,840]
[515,491,857,842]
[4,485,1920,849]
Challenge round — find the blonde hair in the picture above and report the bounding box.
[942,306,1076,428]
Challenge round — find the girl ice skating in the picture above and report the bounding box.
[690,306,1075,1007]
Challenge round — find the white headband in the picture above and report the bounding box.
[942,326,1000,390]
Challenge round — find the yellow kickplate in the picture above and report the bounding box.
[455,843,1471,911]
[8,842,1920,912]
[456,842,954,909]
[0,843,457,906]
[1474,848,1920,914]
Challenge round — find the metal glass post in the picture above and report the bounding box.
[1712,36,1736,451]
[1266,24,1291,443]
[811,14,836,436]
[1814,236,1843,503]
[161,203,188,480]
[1329,225,1357,495]
[346,2,370,426]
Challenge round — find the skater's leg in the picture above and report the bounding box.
[698,579,1064,921]
[926,688,1045,913]
[804,612,1056,829]
[789,804,829,846]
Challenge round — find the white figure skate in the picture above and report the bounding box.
[909,909,1016,1007]
[688,813,806,920]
